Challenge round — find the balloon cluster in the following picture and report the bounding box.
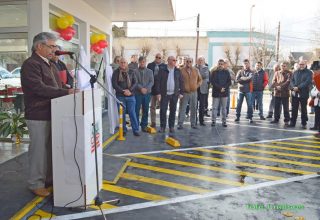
[56,15,76,41]
[90,33,108,54]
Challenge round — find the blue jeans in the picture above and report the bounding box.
[252,91,264,116]
[117,96,139,133]
[236,92,253,119]
[135,93,151,129]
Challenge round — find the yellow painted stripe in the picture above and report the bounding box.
[223,145,320,160]
[121,172,210,193]
[28,210,55,219]
[104,157,131,184]
[131,154,282,181]
[128,161,245,186]
[196,148,320,168]
[102,131,119,149]
[10,196,46,220]
[272,141,320,149]
[166,151,314,175]
[292,139,320,144]
[248,143,320,155]
[102,183,167,201]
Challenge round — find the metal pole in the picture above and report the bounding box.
[249,5,255,63]
[195,13,200,61]
[276,21,281,62]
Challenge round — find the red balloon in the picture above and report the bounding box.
[97,40,108,48]
[91,43,100,52]
[66,26,76,36]
[96,47,104,54]
[59,27,74,41]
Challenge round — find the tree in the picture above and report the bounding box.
[139,39,152,58]
[223,42,242,73]
[157,38,169,62]
[251,31,276,69]
[112,25,125,38]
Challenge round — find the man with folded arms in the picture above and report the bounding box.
[21,32,75,197]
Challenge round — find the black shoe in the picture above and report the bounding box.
[211,122,216,127]
[249,119,253,123]
[266,115,272,119]
[222,122,227,127]
[141,127,148,132]
[177,125,183,130]
[234,118,240,122]
[159,127,165,133]
[246,116,249,119]
[310,127,318,131]
[169,128,175,133]
[301,125,307,129]
[200,123,206,126]
[205,113,211,117]
[287,124,295,128]
[133,131,140,136]
[260,116,266,120]
[270,120,279,124]
[191,125,198,129]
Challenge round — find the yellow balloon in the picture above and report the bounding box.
[65,15,75,26]
[90,34,100,44]
[57,17,69,29]
[98,34,107,41]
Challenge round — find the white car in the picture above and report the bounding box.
[10,67,21,78]
[0,67,13,79]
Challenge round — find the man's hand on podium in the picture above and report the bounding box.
[68,89,80,94]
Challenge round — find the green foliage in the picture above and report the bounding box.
[0,112,28,138]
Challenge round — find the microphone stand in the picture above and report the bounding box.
[69,53,122,210]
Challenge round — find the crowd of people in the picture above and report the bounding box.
[110,53,319,137]
[20,31,319,197]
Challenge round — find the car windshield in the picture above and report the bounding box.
[0,68,12,79]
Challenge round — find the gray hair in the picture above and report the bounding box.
[32,32,57,52]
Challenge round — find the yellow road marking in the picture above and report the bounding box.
[196,148,320,168]
[166,151,314,175]
[102,131,119,149]
[223,146,320,160]
[292,139,320,145]
[10,196,46,220]
[121,173,210,193]
[128,161,245,186]
[131,154,282,181]
[248,143,320,155]
[27,210,55,219]
[272,141,320,149]
[102,183,167,201]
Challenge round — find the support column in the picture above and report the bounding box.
[79,21,90,56]
[27,0,50,55]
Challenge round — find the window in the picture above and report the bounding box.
[0,4,27,28]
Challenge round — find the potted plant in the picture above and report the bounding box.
[0,111,28,144]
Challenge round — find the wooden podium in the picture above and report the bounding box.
[51,89,103,207]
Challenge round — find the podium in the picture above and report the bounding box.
[51,89,103,207]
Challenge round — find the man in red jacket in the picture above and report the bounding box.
[21,32,75,197]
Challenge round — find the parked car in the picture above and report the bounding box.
[10,67,21,78]
[0,67,13,79]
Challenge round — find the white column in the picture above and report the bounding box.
[79,21,90,56]
[27,0,50,54]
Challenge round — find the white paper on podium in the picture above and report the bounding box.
[77,69,97,90]
[62,116,85,185]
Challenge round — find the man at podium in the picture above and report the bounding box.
[21,32,75,197]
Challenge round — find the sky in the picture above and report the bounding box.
[115,0,320,55]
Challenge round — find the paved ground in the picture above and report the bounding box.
[1,93,320,220]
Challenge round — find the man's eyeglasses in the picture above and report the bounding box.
[218,63,224,65]
[171,59,177,62]
[43,44,57,49]
[156,56,162,59]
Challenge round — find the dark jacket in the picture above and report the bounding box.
[252,69,268,91]
[210,69,231,97]
[112,68,138,97]
[135,67,154,95]
[21,52,69,120]
[290,68,313,98]
[271,70,292,97]
[154,65,184,96]
[147,62,166,95]
[236,69,253,93]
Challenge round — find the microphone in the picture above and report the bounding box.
[55,50,74,56]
